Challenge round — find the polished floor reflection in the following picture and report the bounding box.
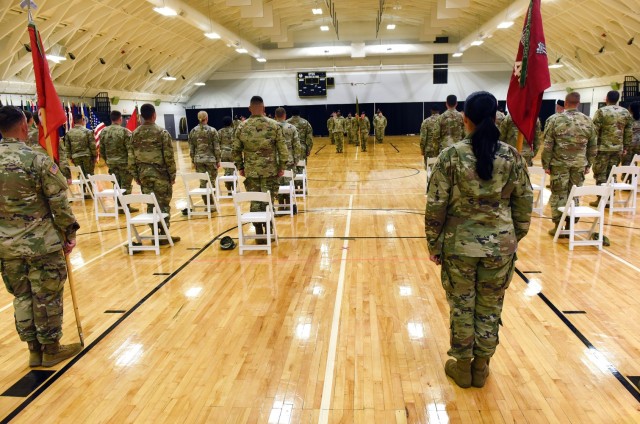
[0,136,639,423]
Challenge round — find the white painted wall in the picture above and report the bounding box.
[109,99,186,132]
[544,85,613,118]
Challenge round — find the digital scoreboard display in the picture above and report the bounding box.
[298,71,327,97]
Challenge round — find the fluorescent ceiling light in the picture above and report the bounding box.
[153,6,177,16]
[497,21,514,29]
[204,32,220,39]
[256,57,267,62]
[235,48,248,54]
[386,24,396,30]
[452,52,463,58]
[194,82,206,86]
[470,40,484,46]
[162,76,177,81]
[548,63,564,69]
[47,54,66,63]
[312,8,322,14]
[320,25,329,31]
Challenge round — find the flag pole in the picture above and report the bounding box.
[516,132,524,153]
[65,254,84,346]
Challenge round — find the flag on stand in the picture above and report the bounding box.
[89,109,106,161]
[505,0,550,148]
[28,22,66,162]
[126,106,139,131]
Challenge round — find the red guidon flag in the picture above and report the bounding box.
[28,22,66,162]
[506,0,551,148]
[126,106,139,131]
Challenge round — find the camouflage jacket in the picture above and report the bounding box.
[495,110,506,128]
[432,108,465,152]
[287,116,314,156]
[373,115,387,130]
[188,123,221,164]
[277,121,303,168]
[128,122,176,182]
[332,116,346,133]
[64,125,96,160]
[499,114,543,157]
[0,139,79,258]
[100,124,132,166]
[542,109,597,169]
[420,114,440,158]
[425,138,533,257]
[26,128,71,179]
[232,115,289,178]
[358,117,370,133]
[218,126,235,162]
[327,117,334,132]
[592,105,633,152]
[633,120,640,147]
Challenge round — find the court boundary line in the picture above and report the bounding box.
[318,195,353,424]
[515,268,640,404]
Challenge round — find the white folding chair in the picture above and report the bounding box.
[88,174,126,221]
[602,165,639,216]
[528,166,547,217]
[233,191,278,255]
[216,162,239,201]
[294,160,308,199]
[276,170,297,216]
[629,154,640,187]
[68,165,93,203]
[554,185,610,250]
[425,157,438,194]
[120,193,173,255]
[182,172,218,219]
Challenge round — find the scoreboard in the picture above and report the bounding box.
[297,71,327,97]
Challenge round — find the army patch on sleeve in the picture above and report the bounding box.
[49,163,59,175]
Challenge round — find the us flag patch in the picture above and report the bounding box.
[49,163,59,174]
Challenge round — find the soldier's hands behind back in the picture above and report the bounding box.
[63,239,77,255]
[277,170,284,177]
[429,255,442,266]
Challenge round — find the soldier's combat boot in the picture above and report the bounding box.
[255,223,267,245]
[471,357,490,388]
[27,340,42,367]
[444,358,472,388]
[41,341,82,367]
[548,223,559,236]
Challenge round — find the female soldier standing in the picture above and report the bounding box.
[425,91,533,388]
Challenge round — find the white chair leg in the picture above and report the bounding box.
[153,221,159,255]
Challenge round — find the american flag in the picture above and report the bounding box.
[89,110,106,161]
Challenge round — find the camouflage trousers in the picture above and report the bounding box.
[244,176,279,214]
[195,162,217,205]
[550,165,585,223]
[329,133,335,145]
[622,145,640,166]
[108,163,134,195]
[360,133,368,151]
[593,151,622,185]
[441,253,515,360]
[349,131,358,145]
[1,250,67,344]
[521,152,534,167]
[277,170,294,205]
[334,132,344,153]
[374,128,385,143]
[73,156,95,191]
[139,175,173,228]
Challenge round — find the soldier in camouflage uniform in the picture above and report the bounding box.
[590,90,633,206]
[542,92,597,235]
[232,96,289,243]
[622,102,640,166]
[25,111,71,182]
[0,106,82,368]
[327,113,335,145]
[420,109,440,162]
[188,111,221,207]
[499,114,543,166]
[431,95,465,154]
[287,108,314,192]
[64,114,96,197]
[358,112,370,152]
[373,110,387,144]
[425,92,532,389]
[495,109,506,128]
[332,111,346,153]
[100,110,137,212]
[128,104,179,244]
[219,116,236,193]
[347,113,359,146]
[275,107,302,209]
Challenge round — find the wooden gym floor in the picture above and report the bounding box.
[0,136,639,423]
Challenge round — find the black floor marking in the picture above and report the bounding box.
[77,226,127,237]
[389,143,400,153]
[0,226,238,424]
[153,272,171,276]
[629,377,640,391]
[523,271,542,274]
[515,268,640,404]
[562,311,587,315]
[1,371,55,398]
[104,310,126,314]
[340,237,356,241]
[186,248,201,251]
[314,145,327,155]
